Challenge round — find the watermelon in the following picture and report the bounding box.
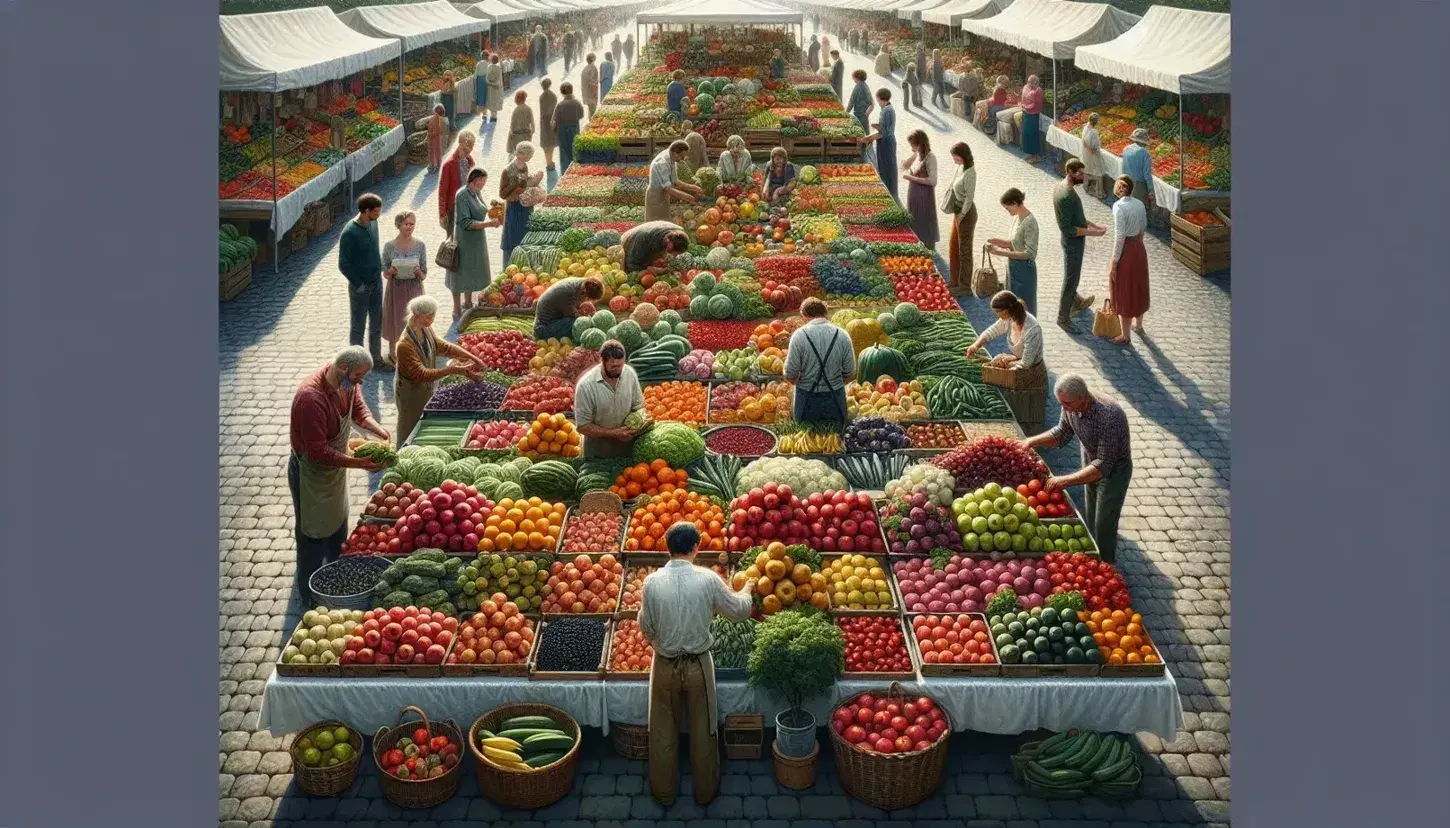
[572,316,596,340]
[660,309,683,326]
[893,302,923,328]
[592,309,618,329]
[673,321,690,337]
[695,93,715,113]
[692,271,716,293]
[580,328,607,350]
[574,473,613,498]
[857,345,913,385]
[494,481,525,501]
[690,294,711,318]
[708,294,735,319]
[378,470,404,488]
[655,335,691,360]
[411,458,447,491]
[877,312,898,334]
[614,319,644,350]
[650,320,674,341]
[521,460,578,501]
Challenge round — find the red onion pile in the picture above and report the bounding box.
[706,426,777,456]
[458,331,537,376]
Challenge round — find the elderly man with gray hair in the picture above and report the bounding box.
[1020,374,1133,563]
[288,346,391,605]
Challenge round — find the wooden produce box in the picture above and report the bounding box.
[603,610,651,681]
[1096,625,1167,678]
[786,136,824,158]
[723,713,765,760]
[825,138,861,158]
[617,136,653,160]
[834,612,920,681]
[744,128,782,151]
[288,225,310,253]
[220,260,253,302]
[439,616,535,678]
[529,615,611,680]
[820,552,899,614]
[905,612,1002,677]
[1170,199,1231,276]
[274,618,342,677]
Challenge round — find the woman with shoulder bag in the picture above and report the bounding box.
[448,168,503,320]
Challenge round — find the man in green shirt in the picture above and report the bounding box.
[338,193,391,369]
[1052,159,1105,334]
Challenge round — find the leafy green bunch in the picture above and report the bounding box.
[747,609,844,714]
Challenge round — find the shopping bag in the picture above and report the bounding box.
[1092,300,1123,339]
[971,245,1000,298]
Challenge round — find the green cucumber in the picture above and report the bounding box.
[524,750,566,768]
[1077,732,1118,773]
[1037,728,1078,754]
[478,729,497,741]
[1034,733,1082,768]
[497,728,565,742]
[1091,752,1137,783]
[521,732,575,753]
[500,715,560,731]
[1042,731,1095,769]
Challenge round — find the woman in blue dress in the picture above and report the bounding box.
[861,87,897,202]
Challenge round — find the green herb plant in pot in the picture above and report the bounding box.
[747,606,844,788]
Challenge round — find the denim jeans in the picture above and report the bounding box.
[1084,462,1133,563]
[347,278,383,357]
[557,124,579,175]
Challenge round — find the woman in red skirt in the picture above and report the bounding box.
[1108,175,1150,345]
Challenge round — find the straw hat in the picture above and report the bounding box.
[1129,128,1150,145]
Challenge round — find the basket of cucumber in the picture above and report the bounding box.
[468,704,583,809]
[1012,729,1143,800]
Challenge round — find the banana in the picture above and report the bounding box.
[480,737,523,752]
[484,755,529,771]
[482,745,523,765]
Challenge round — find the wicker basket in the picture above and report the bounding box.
[469,703,583,809]
[289,720,364,796]
[373,706,466,809]
[609,722,650,760]
[829,682,952,809]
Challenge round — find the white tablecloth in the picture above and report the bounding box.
[220,158,348,239]
[345,125,406,183]
[261,669,1182,740]
[1044,123,1230,213]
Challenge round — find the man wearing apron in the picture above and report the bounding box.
[572,341,645,459]
[287,347,391,606]
[639,522,758,805]
[620,221,690,275]
[784,298,856,426]
[644,141,704,223]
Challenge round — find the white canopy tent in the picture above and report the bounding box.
[220,7,402,93]
[219,9,405,267]
[1046,7,1231,210]
[959,0,1137,61]
[922,0,1010,29]
[454,1,531,25]
[637,0,804,25]
[338,1,490,51]
[1073,7,1230,95]
[899,1,954,23]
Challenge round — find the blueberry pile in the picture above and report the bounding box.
[534,617,607,672]
[310,557,389,597]
[845,417,909,453]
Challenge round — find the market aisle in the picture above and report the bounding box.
[218,24,1231,828]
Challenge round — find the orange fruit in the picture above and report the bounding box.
[761,594,781,614]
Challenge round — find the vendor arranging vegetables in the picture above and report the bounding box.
[288,347,391,606]
[573,340,647,459]
[533,275,604,341]
[784,298,856,427]
[394,296,487,447]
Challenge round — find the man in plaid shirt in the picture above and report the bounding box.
[1021,374,1133,562]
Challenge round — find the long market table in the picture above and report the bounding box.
[1045,122,1226,214]
[259,669,1182,739]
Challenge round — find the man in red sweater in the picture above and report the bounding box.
[288,347,391,605]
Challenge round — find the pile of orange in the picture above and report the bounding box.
[1085,609,1161,665]
[710,380,792,425]
[751,319,800,351]
[731,541,829,614]
[624,490,726,552]
[518,412,582,459]
[609,459,690,500]
[643,381,708,427]
[478,498,567,553]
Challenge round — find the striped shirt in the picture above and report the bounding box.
[784,318,856,393]
[1048,395,1132,479]
[638,559,754,658]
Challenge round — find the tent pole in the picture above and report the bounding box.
[270,93,279,274]
[1051,58,1057,121]
[1178,93,1185,203]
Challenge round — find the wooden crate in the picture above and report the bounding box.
[288,226,310,253]
[723,713,765,760]
[438,617,535,677]
[1171,241,1230,276]
[744,128,782,151]
[1170,200,1231,275]
[528,616,610,680]
[786,136,824,158]
[274,618,342,677]
[220,260,253,302]
[825,138,861,158]
[604,610,650,681]
[617,136,652,160]
[905,613,1002,677]
[1097,626,1167,678]
[834,613,920,681]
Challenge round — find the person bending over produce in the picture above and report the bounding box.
[573,340,646,459]
[1019,374,1133,563]
[965,290,1044,374]
[644,141,705,221]
[784,298,856,426]
[394,295,486,446]
[533,275,605,340]
[621,220,691,274]
[762,146,798,205]
[717,135,755,185]
[639,521,758,806]
[288,347,391,606]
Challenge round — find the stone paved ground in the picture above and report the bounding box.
[219,20,1229,828]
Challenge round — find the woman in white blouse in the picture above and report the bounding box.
[988,188,1040,316]
[965,290,1045,375]
[1107,175,1150,344]
[901,129,939,248]
[940,141,977,293]
[1080,113,1107,197]
[716,134,754,185]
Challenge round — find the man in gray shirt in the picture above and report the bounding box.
[783,298,856,426]
[621,221,691,274]
[533,275,603,340]
[573,340,645,459]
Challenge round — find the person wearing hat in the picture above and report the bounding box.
[1121,128,1155,207]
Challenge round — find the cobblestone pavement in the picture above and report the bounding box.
[219,22,1229,828]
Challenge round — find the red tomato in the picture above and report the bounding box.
[845,725,867,743]
[874,738,895,754]
[855,707,873,725]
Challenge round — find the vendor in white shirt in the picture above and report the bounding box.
[639,522,757,807]
[965,290,1045,377]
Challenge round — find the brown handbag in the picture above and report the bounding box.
[1092,300,1123,339]
[435,237,459,271]
[971,244,1000,298]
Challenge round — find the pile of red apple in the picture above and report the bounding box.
[458,330,537,376]
[363,482,428,520]
[725,483,809,551]
[830,692,949,755]
[1018,479,1074,518]
[838,615,913,673]
[341,607,457,666]
[395,480,494,554]
[379,728,461,780]
[466,419,529,451]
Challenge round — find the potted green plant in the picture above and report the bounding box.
[747,607,844,787]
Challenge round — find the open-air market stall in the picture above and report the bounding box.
[338,1,490,135]
[922,0,1011,43]
[456,1,541,73]
[637,0,806,47]
[219,8,402,273]
[1057,7,1230,268]
[254,34,1185,801]
[898,0,955,25]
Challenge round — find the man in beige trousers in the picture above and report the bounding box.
[638,522,757,805]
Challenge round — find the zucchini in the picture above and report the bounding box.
[497,728,566,742]
[524,750,566,768]
[500,715,561,731]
